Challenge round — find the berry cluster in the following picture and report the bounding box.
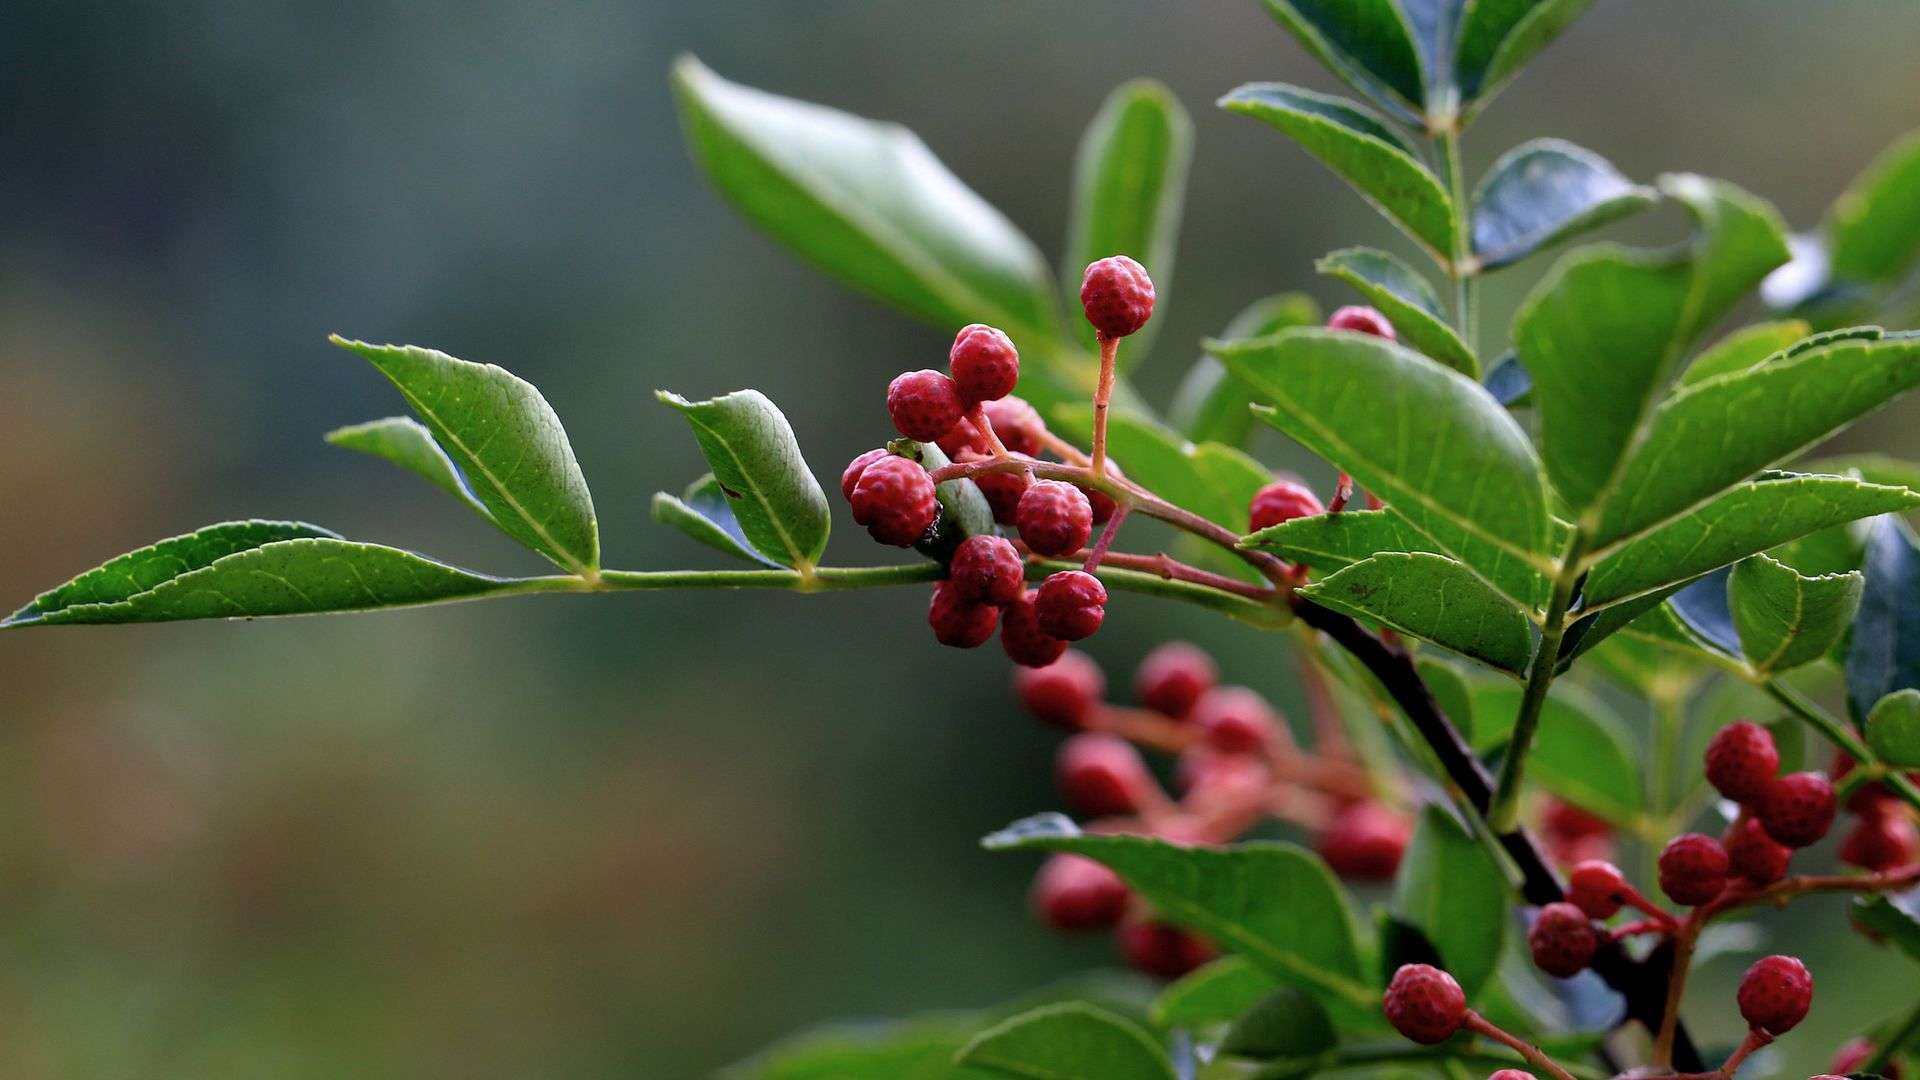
[1834,749,1920,872]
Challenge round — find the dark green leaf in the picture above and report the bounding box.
[1848,516,1920,720]
[1316,247,1477,375]
[1852,892,1920,964]
[1867,689,1920,769]
[1065,79,1192,361]
[1469,682,1642,822]
[955,1003,1174,1080]
[1676,320,1812,387]
[1299,553,1535,674]
[1669,568,1743,658]
[1219,84,1455,260]
[1828,130,1920,284]
[1171,294,1320,447]
[658,389,831,570]
[652,474,784,568]
[1257,0,1428,122]
[1484,353,1532,407]
[1241,509,1441,570]
[333,337,601,574]
[1220,988,1337,1059]
[1470,139,1654,270]
[1729,553,1863,674]
[1454,0,1595,109]
[1152,958,1280,1029]
[1417,659,1477,742]
[325,416,493,521]
[1392,805,1510,999]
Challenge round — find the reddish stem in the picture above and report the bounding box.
[1082,503,1130,573]
[1328,472,1354,513]
[967,403,1011,458]
[1091,335,1119,478]
[1462,1011,1580,1080]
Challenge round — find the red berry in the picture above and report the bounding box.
[1080,255,1156,340]
[1488,1072,1538,1080]
[1327,305,1397,340]
[1658,833,1730,906]
[1056,733,1155,817]
[948,534,1025,606]
[1317,802,1411,880]
[1528,901,1600,978]
[1030,854,1128,931]
[974,469,1031,526]
[1136,642,1218,720]
[1704,721,1781,804]
[1017,480,1094,557]
[1001,590,1068,668]
[1724,816,1793,886]
[1759,772,1838,848]
[949,324,1020,404]
[841,447,890,501]
[927,580,998,648]
[1116,913,1214,980]
[1013,649,1104,727]
[1736,954,1812,1034]
[1831,1037,1902,1080]
[1036,570,1107,641]
[935,417,988,459]
[1383,963,1467,1044]
[1835,751,1900,815]
[886,369,965,442]
[1543,798,1612,840]
[849,454,937,547]
[1248,479,1326,533]
[1839,812,1918,872]
[1566,860,1630,919]
[1193,686,1278,755]
[980,396,1047,457]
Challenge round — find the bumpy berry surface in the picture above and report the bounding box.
[886,368,965,442]
[927,580,998,648]
[935,417,987,459]
[1116,913,1213,980]
[1316,802,1410,880]
[949,323,1020,404]
[1000,590,1068,668]
[1383,963,1467,1044]
[1528,902,1599,978]
[1016,480,1093,557]
[1036,570,1107,641]
[1758,771,1838,848]
[1723,816,1792,885]
[973,468,1030,526]
[1248,479,1326,533]
[1658,832,1730,906]
[841,447,890,501]
[1193,686,1277,755]
[948,534,1025,606]
[1736,954,1812,1034]
[849,454,937,547]
[981,396,1046,456]
[1327,304,1397,340]
[1030,854,1128,931]
[1839,812,1918,872]
[1566,859,1630,919]
[1136,641,1218,720]
[1080,255,1155,339]
[1056,733,1152,817]
[1013,649,1103,726]
[1704,720,1780,804]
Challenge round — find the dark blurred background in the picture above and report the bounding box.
[3,3,1919,1076]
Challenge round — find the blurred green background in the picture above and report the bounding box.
[4,2,1920,1076]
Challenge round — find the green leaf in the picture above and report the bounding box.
[332,337,601,575]
[1804,452,1920,493]
[652,474,784,568]
[1151,958,1280,1029]
[1392,806,1509,1000]
[1676,320,1812,387]
[917,440,997,545]
[1301,552,1534,673]
[1219,988,1337,1059]
[324,416,493,521]
[6,536,527,626]
[1846,516,1920,720]
[1854,893,1920,965]
[1171,294,1320,447]
[1189,444,1275,527]
[1316,247,1477,375]
[1418,658,1478,742]
[1581,473,1920,609]
[1212,328,1553,600]
[1064,79,1192,362]
[1470,139,1655,270]
[1219,84,1455,260]
[1454,0,1596,112]
[1729,553,1864,674]
[1468,682,1642,822]
[1241,509,1441,571]
[658,389,831,571]
[726,1014,994,1079]
[983,816,1374,1012]
[955,1003,1174,1080]
[1828,129,1920,285]
[1867,689,1920,769]
[1596,336,1920,546]
[1257,0,1428,123]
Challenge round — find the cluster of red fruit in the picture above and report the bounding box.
[1015,641,1413,979]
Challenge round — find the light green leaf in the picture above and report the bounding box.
[1596,336,1920,546]
[955,1003,1173,1080]
[1171,294,1320,447]
[1867,689,1920,769]
[658,389,831,571]
[724,1014,994,1080]
[1455,0,1596,113]
[1470,139,1655,270]
[1392,805,1509,1000]
[325,416,493,521]
[332,337,600,574]
[916,440,996,545]
[1189,444,1274,528]
[1052,411,1263,531]
[1151,958,1279,1029]
[1241,509,1441,570]
[1468,682,1642,822]
[1581,473,1920,609]
[1418,658,1478,742]
[1852,894,1920,964]
[1676,320,1812,387]
[1316,247,1477,375]
[1828,129,1920,284]
[1219,84,1455,260]
[1300,553,1535,674]
[1219,987,1337,1059]
[1064,79,1192,362]
[1729,553,1863,674]
[1804,451,1920,494]
[983,816,1374,1012]
[652,474,784,568]
[1257,0,1428,123]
